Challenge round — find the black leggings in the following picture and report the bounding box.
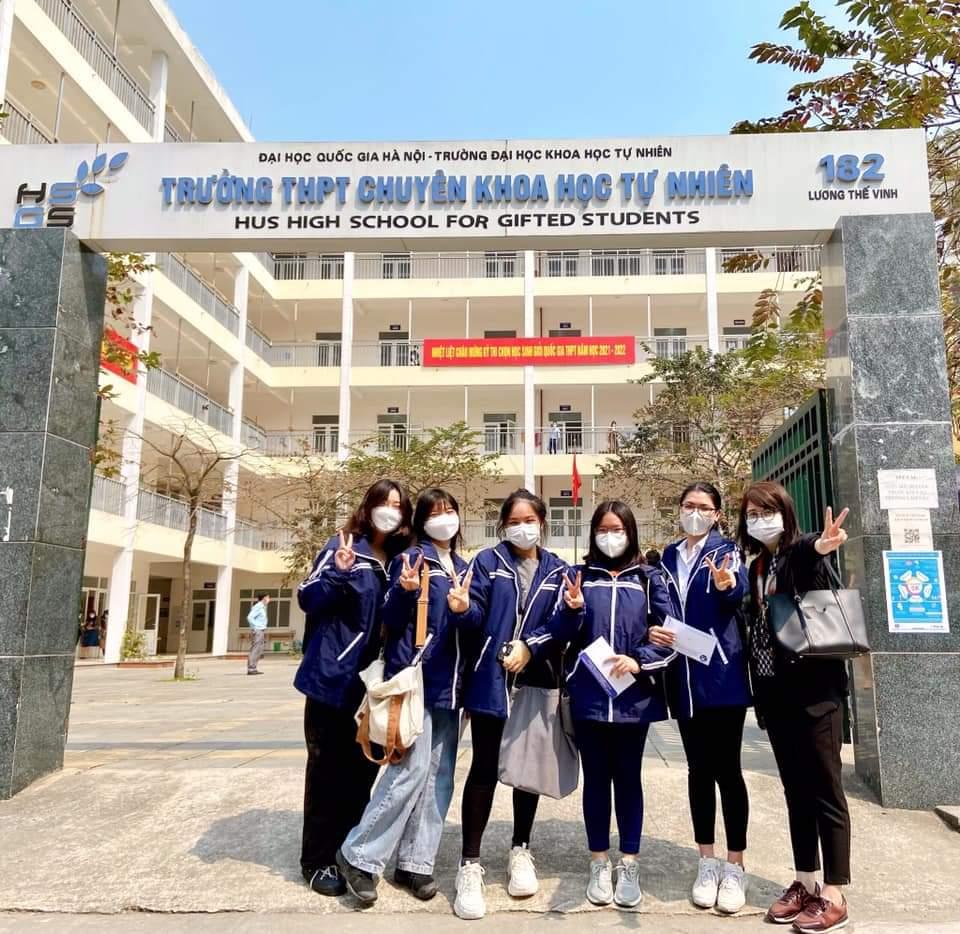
[461,711,539,860]
[677,705,749,853]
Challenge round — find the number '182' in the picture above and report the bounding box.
[818,153,885,183]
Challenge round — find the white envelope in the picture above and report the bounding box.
[663,616,718,666]
[579,636,635,698]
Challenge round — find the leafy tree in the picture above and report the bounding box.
[731,0,960,427]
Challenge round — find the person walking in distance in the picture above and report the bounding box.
[246,594,270,675]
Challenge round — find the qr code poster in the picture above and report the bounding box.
[883,551,950,634]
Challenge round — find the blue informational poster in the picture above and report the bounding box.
[883,551,950,634]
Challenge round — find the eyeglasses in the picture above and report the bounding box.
[680,504,716,516]
[746,508,778,521]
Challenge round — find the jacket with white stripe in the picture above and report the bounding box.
[660,530,751,718]
[382,542,470,710]
[452,542,569,719]
[294,535,388,710]
[525,562,674,724]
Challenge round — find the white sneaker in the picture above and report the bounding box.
[716,861,748,914]
[614,859,643,908]
[507,845,539,897]
[454,862,486,920]
[586,858,613,906]
[692,856,721,908]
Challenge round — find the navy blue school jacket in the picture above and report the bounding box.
[660,530,751,718]
[382,541,470,710]
[525,562,675,724]
[294,535,388,710]
[451,542,569,719]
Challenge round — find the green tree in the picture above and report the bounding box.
[272,422,503,579]
[732,0,960,426]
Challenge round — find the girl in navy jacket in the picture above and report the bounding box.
[513,500,674,911]
[649,482,751,914]
[337,488,471,905]
[294,480,412,898]
[447,489,568,921]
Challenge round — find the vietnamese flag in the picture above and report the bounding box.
[571,453,581,504]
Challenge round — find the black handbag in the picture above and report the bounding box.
[766,560,870,660]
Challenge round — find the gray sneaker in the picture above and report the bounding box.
[614,859,643,908]
[586,858,613,906]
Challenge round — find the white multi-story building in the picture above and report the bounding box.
[0,0,818,662]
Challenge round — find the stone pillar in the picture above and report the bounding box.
[0,229,106,799]
[824,212,960,808]
[523,249,535,490]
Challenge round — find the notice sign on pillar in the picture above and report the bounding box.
[887,509,934,550]
[877,469,939,510]
[883,551,950,634]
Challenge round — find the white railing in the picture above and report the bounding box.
[90,473,125,515]
[355,251,523,280]
[135,488,228,540]
[258,253,345,281]
[1,98,53,145]
[146,368,234,437]
[353,340,422,367]
[716,245,821,274]
[241,418,267,450]
[638,334,712,360]
[35,0,155,132]
[535,249,707,278]
[243,428,340,457]
[157,253,240,336]
[269,341,342,367]
[234,519,294,552]
[245,323,272,361]
[163,122,183,143]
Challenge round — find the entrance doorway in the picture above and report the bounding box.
[189,590,217,654]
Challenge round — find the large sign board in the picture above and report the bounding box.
[0,130,930,250]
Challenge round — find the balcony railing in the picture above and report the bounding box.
[157,253,240,337]
[245,323,272,361]
[146,367,234,437]
[257,253,345,281]
[90,473,125,515]
[35,0,155,133]
[234,518,294,552]
[355,252,524,280]
[534,249,707,278]
[270,341,342,367]
[353,340,421,367]
[135,488,227,539]
[1,98,53,145]
[716,245,821,274]
[163,122,183,143]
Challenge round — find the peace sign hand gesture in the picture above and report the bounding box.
[335,530,356,572]
[446,568,474,614]
[705,554,736,592]
[399,553,424,592]
[815,506,849,555]
[563,571,584,610]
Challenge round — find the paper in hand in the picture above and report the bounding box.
[578,636,635,698]
[663,616,719,666]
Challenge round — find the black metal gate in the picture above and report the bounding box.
[751,389,833,535]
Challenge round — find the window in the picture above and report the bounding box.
[239,588,293,628]
[654,328,688,358]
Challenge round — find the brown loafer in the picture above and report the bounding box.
[792,895,848,933]
[766,881,814,924]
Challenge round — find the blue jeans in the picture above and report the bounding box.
[341,706,459,876]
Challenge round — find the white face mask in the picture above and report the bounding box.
[371,505,402,534]
[679,510,714,537]
[504,522,541,550]
[424,512,460,542]
[595,531,628,559]
[747,513,785,546]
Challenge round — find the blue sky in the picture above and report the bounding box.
[167,0,830,142]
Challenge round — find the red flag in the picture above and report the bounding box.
[571,453,581,504]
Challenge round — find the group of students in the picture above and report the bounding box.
[294,477,853,932]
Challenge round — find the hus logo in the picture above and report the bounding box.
[13,151,129,228]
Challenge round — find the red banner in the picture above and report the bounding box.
[422,336,636,367]
[100,328,139,384]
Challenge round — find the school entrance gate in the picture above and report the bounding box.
[0,130,957,807]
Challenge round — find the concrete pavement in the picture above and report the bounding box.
[0,658,957,927]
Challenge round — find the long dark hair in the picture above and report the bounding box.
[345,479,413,558]
[586,500,641,569]
[737,480,800,555]
[413,487,462,552]
[496,488,547,539]
[679,480,722,511]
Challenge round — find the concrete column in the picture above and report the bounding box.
[0,230,106,798]
[337,252,354,460]
[825,213,960,808]
[211,265,247,657]
[148,50,168,142]
[523,250,535,490]
[0,0,15,106]
[704,247,719,353]
[103,257,155,664]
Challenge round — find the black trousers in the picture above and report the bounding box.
[300,697,379,873]
[677,705,749,853]
[461,711,539,860]
[764,701,852,885]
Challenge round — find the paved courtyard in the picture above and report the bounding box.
[0,658,957,927]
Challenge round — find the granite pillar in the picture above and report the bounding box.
[0,229,106,799]
[824,213,960,808]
